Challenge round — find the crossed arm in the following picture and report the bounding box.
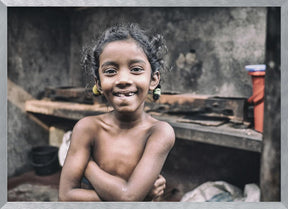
[58,119,101,201]
[58,118,175,201]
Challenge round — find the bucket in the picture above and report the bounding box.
[30,146,60,176]
[245,65,266,132]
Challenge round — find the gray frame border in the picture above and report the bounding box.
[1,0,287,209]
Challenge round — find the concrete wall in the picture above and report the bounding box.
[8,7,266,179]
[70,7,267,97]
[8,8,71,176]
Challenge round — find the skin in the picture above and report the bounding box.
[58,39,175,201]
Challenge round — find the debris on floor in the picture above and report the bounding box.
[180,181,260,202]
[8,183,59,202]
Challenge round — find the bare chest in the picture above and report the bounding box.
[93,130,148,180]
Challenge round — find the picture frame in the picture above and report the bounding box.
[0,0,287,209]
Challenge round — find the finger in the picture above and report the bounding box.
[154,175,166,187]
[158,174,165,182]
[152,190,164,201]
[158,190,164,196]
[159,175,166,184]
[152,184,166,196]
[157,183,166,190]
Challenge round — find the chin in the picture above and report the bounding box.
[113,102,146,114]
[114,107,137,113]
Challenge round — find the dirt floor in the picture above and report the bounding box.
[8,171,61,201]
[8,170,182,202]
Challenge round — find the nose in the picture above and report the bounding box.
[115,70,132,87]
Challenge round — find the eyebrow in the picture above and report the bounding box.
[100,59,146,69]
[129,59,146,66]
[101,61,119,69]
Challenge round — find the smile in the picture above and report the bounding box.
[112,91,137,97]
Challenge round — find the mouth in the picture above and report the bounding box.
[112,91,137,97]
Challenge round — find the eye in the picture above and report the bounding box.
[131,67,144,74]
[103,68,117,76]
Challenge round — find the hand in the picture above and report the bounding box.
[146,174,166,201]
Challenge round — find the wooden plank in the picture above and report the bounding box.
[146,94,248,122]
[260,7,280,201]
[154,114,262,153]
[25,99,112,120]
[44,86,94,104]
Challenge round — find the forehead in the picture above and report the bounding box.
[99,39,148,63]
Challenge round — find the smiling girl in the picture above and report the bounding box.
[58,24,175,201]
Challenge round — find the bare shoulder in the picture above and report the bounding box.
[71,114,104,144]
[152,120,175,136]
[73,114,107,131]
[149,119,175,151]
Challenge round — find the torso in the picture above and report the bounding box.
[89,112,157,181]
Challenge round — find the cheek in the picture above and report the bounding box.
[98,74,111,88]
[98,80,112,95]
[139,78,152,91]
[101,85,111,95]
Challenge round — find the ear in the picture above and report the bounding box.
[149,71,160,91]
[94,77,102,93]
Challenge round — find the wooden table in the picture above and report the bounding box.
[25,99,262,152]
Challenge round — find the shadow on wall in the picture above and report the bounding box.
[175,49,203,90]
[7,79,49,177]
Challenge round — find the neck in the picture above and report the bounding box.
[111,110,147,129]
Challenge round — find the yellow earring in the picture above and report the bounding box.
[153,84,161,100]
[92,85,101,96]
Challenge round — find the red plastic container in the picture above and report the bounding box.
[245,65,265,133]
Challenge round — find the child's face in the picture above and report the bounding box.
[98,39,159,113]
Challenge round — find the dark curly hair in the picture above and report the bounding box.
[82,23,168,82]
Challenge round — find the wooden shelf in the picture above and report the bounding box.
[25,99,113,120]
[153,114,262,153]
[25,99,262,153]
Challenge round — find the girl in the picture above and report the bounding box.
[59,24,175,201]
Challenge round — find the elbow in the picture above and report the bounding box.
[119,194,138,202]
[58,192,67,202]
[58,189,71,202]
[58,194,65,202]
[118,190,141,202]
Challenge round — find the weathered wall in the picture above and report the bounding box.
[70,7,267,97]
[8,8,71,176]
[8,7,266,181]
